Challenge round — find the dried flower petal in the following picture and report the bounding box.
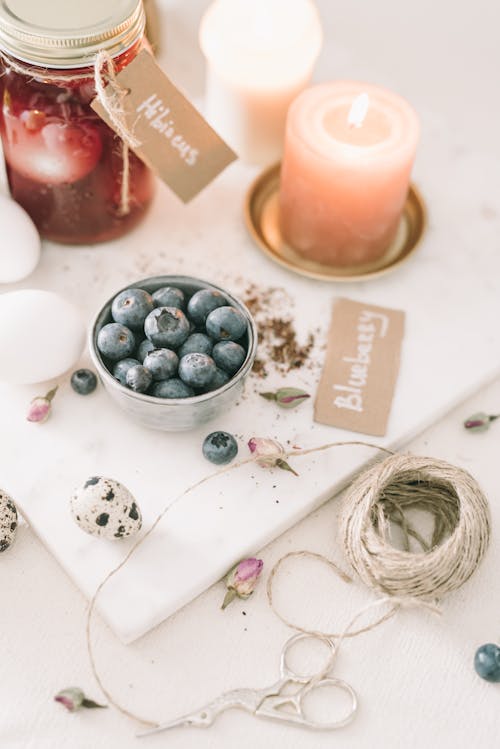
[464,412,499,433]
[54,687,106,712]
[234,557,263,585]
[248,437,298,476]
[222,557,264,609]
[248,437,284,464]
[260,387,310,409]
[27,387,58,424]
[54,690,80,712]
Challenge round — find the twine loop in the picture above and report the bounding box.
[93,51,141,217]
[93,51,140,151]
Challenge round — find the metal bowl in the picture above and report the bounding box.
[89,275,257,431]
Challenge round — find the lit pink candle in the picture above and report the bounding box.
[279,82,420,266]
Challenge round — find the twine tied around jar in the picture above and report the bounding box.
[0,50,141,217]
[94,50,142,217]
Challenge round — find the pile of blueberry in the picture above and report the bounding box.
[96,285,249,398]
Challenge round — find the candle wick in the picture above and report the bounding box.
[348,93,370,128]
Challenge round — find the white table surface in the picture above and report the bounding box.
[1,0,500,747]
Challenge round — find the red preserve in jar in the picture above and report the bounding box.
[0,0,154,244]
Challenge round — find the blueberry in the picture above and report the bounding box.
[97,323,136,361]
[150,378,195,399]
[187,289,227,327]
[126,364,153,393]
[152,286,185,309]
[205,367,230,392]
[178,333,213,358]
[205,306,247,342]
[212,341,246,375]
[178,353,217,389]
[202,431,238,465]
[111,288,154,330]
[70,368,97,395]
[474,644,500,682]
[143,348,179,381]
[137,338,155,362]
[144,307,190,348]
[113,358,140,385]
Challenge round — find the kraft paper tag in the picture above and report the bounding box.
[314,298,405,437]
[91,50,237,202]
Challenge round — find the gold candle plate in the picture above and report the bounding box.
[244,163,427,282]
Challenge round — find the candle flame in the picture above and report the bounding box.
[347,93,370,128]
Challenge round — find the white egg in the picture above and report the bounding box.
[0,195,41,283]
[0,490,18,553]
[0,289,85,384]
[70,477,142,540]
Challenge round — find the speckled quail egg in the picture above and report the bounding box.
[70,477,142,540]
[0,490,18,552]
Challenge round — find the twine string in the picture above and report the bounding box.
[86,453,258,727]
[93,50,141,217]
[267,552,443,643]
[85,440,389,726]
[93,51,140,150]
[83,442,490,729]
[266,550,399,639]
[119,140,132,217]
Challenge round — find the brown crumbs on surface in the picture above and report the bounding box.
[251,357,268,377]
[242,284,317,378]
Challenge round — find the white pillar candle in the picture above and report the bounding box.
[199,0,322,166]
[279,81,420,266]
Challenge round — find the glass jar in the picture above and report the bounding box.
[0,0,154,244]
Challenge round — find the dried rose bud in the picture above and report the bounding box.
[27,386,58,424]
[260,387,310,409]
[54,687,106,712]
[463,412,499,433]
[222,557,264,609]
[248,437,298,476]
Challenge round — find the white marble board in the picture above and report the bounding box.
[1,10,500,643]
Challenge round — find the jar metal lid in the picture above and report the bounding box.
[0,0,145,68]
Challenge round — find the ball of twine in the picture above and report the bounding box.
[340,453,491,601]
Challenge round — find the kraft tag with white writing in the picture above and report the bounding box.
[314,298,405,437]
[91,50,237,202]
